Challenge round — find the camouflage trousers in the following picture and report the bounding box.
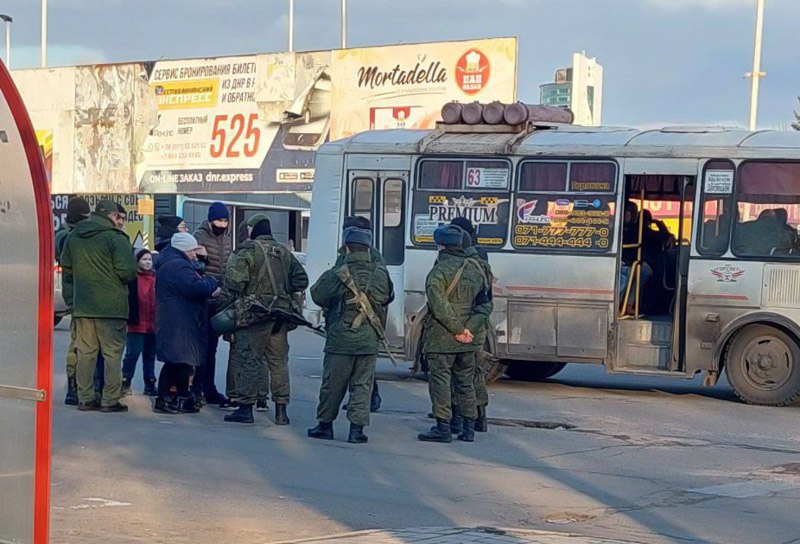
[451,349,488,408]
[229,322,290,406]
[316,353,376,426]
[428,351,477,421]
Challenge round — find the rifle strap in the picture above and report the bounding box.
[445,261,468,299]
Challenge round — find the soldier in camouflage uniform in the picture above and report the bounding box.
[308,227,392,443]
[418,224,491,443]
[450,218,493,434]
[334,216,394,413]
[222,218,308,425]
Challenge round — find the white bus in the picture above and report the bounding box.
[305,120,800,406]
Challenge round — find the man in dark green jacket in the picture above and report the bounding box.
[418,224,490,443]
[308,227,392,443]
[55,197,91,405]
[61,199,138,412]
[222,218,308,425]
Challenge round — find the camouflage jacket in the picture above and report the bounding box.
[464,246,494,347]
[423,248,491,354]
[223,235,308,313]
[311,250,392,355]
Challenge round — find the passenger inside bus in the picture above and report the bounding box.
[733,208,797,256]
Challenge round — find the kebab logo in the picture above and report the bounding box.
[516,199,551,225]
[456,49,491,95]
[428,195,507,225]
[710,264,745,283]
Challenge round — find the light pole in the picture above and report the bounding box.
[0,15,11,69]
[288,0,294,52]
[746,0,766,131]
[41,0,47,67]
[341,0,347,49]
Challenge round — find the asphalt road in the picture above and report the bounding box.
[50,319,800,544]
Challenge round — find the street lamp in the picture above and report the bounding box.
[746,0,766,131]
[288,0,294,52]
[0,15,11,69]
[341,0,347,49]
[41,0,47,67]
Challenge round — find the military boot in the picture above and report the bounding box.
[418,420,452,443]
[458,418,476,442]
[348,423,368,444]
[153,396,179,414]
[307,421,334,440]
[450,406,463,434]
[475,405,488,433]
[177,396,200,414]
[275,403,290,425]
[224,403,254,424]
[65,377,79,406]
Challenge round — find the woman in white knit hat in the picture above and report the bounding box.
[153,233,220,414]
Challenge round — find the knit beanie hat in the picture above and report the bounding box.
[135,248,152,262]
[343,216,371,231]
[171,233,200,253]
[247,214,269,228]
[208,202,229,222]
[343,227,372,247]
[158,215,183,229]
[250,218,272,239]
[450,217,475,237]
[434,224,464,247]
[65,197,90,225]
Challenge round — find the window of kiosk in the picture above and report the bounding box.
[412,158,511,249]
[697,160,735,257]
[382,178,405,266]
[731,161,800,260]
[512,160,617,253]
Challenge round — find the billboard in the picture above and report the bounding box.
[14,38,517,195]
[330,37,517,139]
[51,194,155,249]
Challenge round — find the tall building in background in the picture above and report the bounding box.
[539,51,603,126]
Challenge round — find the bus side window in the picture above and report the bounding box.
[351,177,374,226]
[698,160,735,257]
[382,179,405,266]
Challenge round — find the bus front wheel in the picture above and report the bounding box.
[505,361,567,382]
[725,324,800,406]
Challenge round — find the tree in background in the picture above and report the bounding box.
[793,96,800,131]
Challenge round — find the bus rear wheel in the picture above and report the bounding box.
[725,324,800,406]
[505,361,567,382]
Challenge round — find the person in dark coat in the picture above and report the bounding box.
[192,202,234,406]
[154,215,187,252]
[154,233,219,414]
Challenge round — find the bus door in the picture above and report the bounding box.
[614,160,697,374]
[347,170,409,350]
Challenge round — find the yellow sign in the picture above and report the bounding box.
[153,79,219,110]
[137,198,155,215]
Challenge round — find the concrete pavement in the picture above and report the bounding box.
[49,320,800,544]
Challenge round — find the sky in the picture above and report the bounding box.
[2,0,798,129]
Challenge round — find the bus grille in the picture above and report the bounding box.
[763,265,800,308]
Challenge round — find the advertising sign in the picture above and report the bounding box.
[512,196,615,251]
[330,37,517,140]
[14,38,517,195]
[52,194,154,248]
[412,193,510,248]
